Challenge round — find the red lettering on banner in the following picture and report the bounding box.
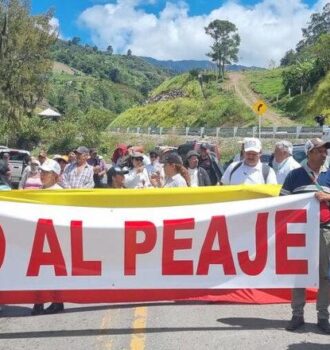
[237,213,268,276]
[196,216,236,275]
[26,219,67,276]
[275,210,308,274]
[124,221,157,275]
[162,218,194,275]
[71,221,102,276]
[0,225,5,269]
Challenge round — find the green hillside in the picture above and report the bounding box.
[110,73,256,127]
[245,69,330,124]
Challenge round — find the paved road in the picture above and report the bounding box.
[0,301,329,350]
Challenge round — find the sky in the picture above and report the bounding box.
[31,0,329,67]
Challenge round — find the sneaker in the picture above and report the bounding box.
[317,319,330,334]
[286,316,305,331]
[31,303,44,316]
[44,303,64,314]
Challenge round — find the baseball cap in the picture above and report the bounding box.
[131,151,144,159]
[200,143,210,150]
[40,159,61,175]
[187,150,200,159]
[164,153,183,165]
[107,166,129,178]
[75,146,89,154]
[53,154,68,163]
[244,138,262,153]
[304,138,330,154]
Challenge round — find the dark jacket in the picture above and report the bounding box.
[197,167,211,186]
[199,152,223,185]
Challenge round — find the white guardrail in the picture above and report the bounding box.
[108,126,326,139]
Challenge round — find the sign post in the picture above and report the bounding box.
[252,100,267,139]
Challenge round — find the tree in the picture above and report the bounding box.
[205,19,240,80]
[106,45,113,55]
[0,0,56,126]
[280,49,297,66]
[71,36,81,45]
[127,48,132,56]
[296,3,330,51]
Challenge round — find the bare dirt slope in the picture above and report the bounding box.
[226,72,294,126]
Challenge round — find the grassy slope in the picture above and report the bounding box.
[110,73,256,127]
[245,68,330,125]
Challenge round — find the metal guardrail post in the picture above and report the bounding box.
[160,127,163,136]
[233,127,238,137]
[126,127,130,133]
[273,126,277,138]
[137,127,140,135]
[148,127,151,135]
[200,127,204,137]
[296,126,302,139]
[216,127,220,138]
[117,128,120,133]
[252,126,257,138]
[185,127,189,136]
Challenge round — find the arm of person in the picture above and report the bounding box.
[220,163,235,185]
[315,191,330,202]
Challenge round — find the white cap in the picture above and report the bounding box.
[40,159,61,175]
[244,138,262,152]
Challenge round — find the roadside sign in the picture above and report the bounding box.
[253,100,267,115]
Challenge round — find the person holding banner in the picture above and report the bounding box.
[31,159,64,315]
[221,138,277,185]
[281,138,330,334]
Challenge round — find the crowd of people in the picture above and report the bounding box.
[0,137,329,333]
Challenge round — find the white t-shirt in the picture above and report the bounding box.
[43,183,63,190]
[163,173,187,188]
[125,168,151,188]
[272,156,301,184]
[221,161,277,185]
[188,168,199,187]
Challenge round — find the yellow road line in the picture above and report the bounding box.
[130,306,147,350]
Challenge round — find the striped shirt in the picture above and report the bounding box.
[62,162,94,189]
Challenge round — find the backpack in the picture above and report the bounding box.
[229,161,270,184]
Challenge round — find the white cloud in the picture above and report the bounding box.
[78,0,327,67]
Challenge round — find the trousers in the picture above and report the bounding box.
[291,226,330,320]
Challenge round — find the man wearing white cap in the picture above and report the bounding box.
[31,159,64,315]
[272,140,301,184]
[221,137,277,185]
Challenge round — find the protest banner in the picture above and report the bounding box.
[0,186,319,304]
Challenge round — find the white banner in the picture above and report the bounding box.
[0,193,320,295]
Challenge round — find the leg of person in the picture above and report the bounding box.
[44,302,64,314]
[31,303,44,316]
[316,226,330,333]
[286,288,305,331]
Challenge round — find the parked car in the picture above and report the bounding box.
[177,141,220,162]
[0,148,30,188]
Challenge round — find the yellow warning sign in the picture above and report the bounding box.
[253,100,267,115]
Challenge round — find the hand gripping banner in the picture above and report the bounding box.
[0,186,320,304]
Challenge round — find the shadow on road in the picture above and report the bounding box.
[0,305,32,318]
[287,343,329,350]
[218,317,328,335]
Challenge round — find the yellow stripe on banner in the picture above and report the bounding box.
[130,307,147,350]
[0,185,281,208]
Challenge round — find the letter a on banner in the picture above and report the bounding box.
[26,219,67,276]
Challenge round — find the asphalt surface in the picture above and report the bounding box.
[0,301,329,350]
